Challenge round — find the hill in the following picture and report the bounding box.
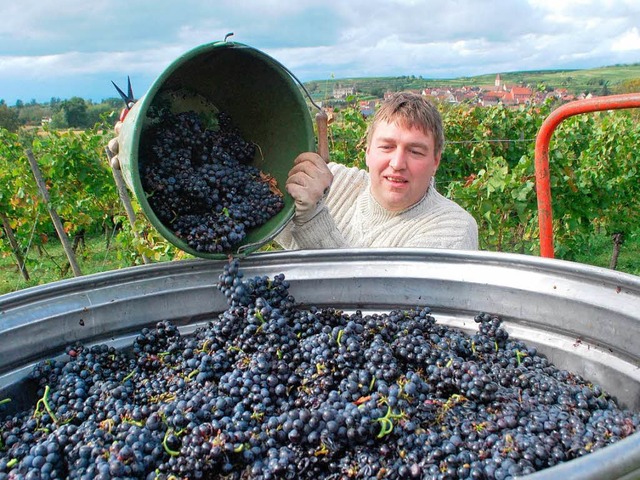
[303,63,640,101]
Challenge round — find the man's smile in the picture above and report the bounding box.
[384,175,408,184]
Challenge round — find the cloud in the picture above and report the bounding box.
[611,26,640,51]
[1,0,640,104]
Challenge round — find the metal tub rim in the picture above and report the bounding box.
[1,248,639,480]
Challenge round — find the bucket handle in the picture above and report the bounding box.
[278,64,330,163]
[228,41,330,163]
[236,221,291,256]
[279,64,323,113]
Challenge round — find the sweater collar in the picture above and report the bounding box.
[362,178,436,221]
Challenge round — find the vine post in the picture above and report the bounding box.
[104,146,150,264]
[0,210,30,281]
[25,148,83,277]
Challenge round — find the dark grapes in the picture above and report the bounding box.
[1,258,638,479]
[139,109,284,253]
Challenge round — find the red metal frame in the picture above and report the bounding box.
[535,92,640,258]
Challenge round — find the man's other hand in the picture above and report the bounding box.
[285,152,333,225]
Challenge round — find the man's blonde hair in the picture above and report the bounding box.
[366,92,445,156]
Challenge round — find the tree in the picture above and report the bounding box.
[0,104,20,132]
[18,104,50,126]
[59,97,88,128]
[49,110,68,129]
[101,97,124,109]
[86,103,117,127]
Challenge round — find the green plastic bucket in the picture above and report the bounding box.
[118,40,315,259]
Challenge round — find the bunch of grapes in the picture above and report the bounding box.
[1,259,639,479]
[139,109,284,254]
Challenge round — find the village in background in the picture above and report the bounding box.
[330,73,590,118]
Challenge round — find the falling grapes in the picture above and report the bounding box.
[1,259,639,479]
[139,109,284,254]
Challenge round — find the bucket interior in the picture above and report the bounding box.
[122,42,315,258]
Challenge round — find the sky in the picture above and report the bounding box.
[1,0,639,105]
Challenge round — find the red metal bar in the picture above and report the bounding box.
[535,92,640,258]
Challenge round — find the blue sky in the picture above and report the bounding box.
[1,0,639,105]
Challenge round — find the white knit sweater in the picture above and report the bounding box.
[276,163,478,250]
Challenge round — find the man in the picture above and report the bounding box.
[276,91,478,250]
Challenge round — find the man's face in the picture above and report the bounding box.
[365,120,441,212]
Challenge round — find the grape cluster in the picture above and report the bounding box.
[139,109,284,254]
[1,259,639,479]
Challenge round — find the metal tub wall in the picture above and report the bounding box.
[1,249,640,480]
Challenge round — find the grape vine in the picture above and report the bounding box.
[2,100,640,288]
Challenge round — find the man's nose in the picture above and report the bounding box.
[389,148,408,170]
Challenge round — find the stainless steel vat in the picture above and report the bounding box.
[1,249,639,479]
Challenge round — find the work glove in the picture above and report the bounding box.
[285,152,333,225]
[108,76,135,169]
[106,121,123,170]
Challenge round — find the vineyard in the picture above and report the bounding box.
[1,99,640,294]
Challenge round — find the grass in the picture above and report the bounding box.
[2,229,640,297]
[570,229,640,277]
[0,234,161,296]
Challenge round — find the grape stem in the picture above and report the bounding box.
[34,385,59,425]
[162,428,182,457]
